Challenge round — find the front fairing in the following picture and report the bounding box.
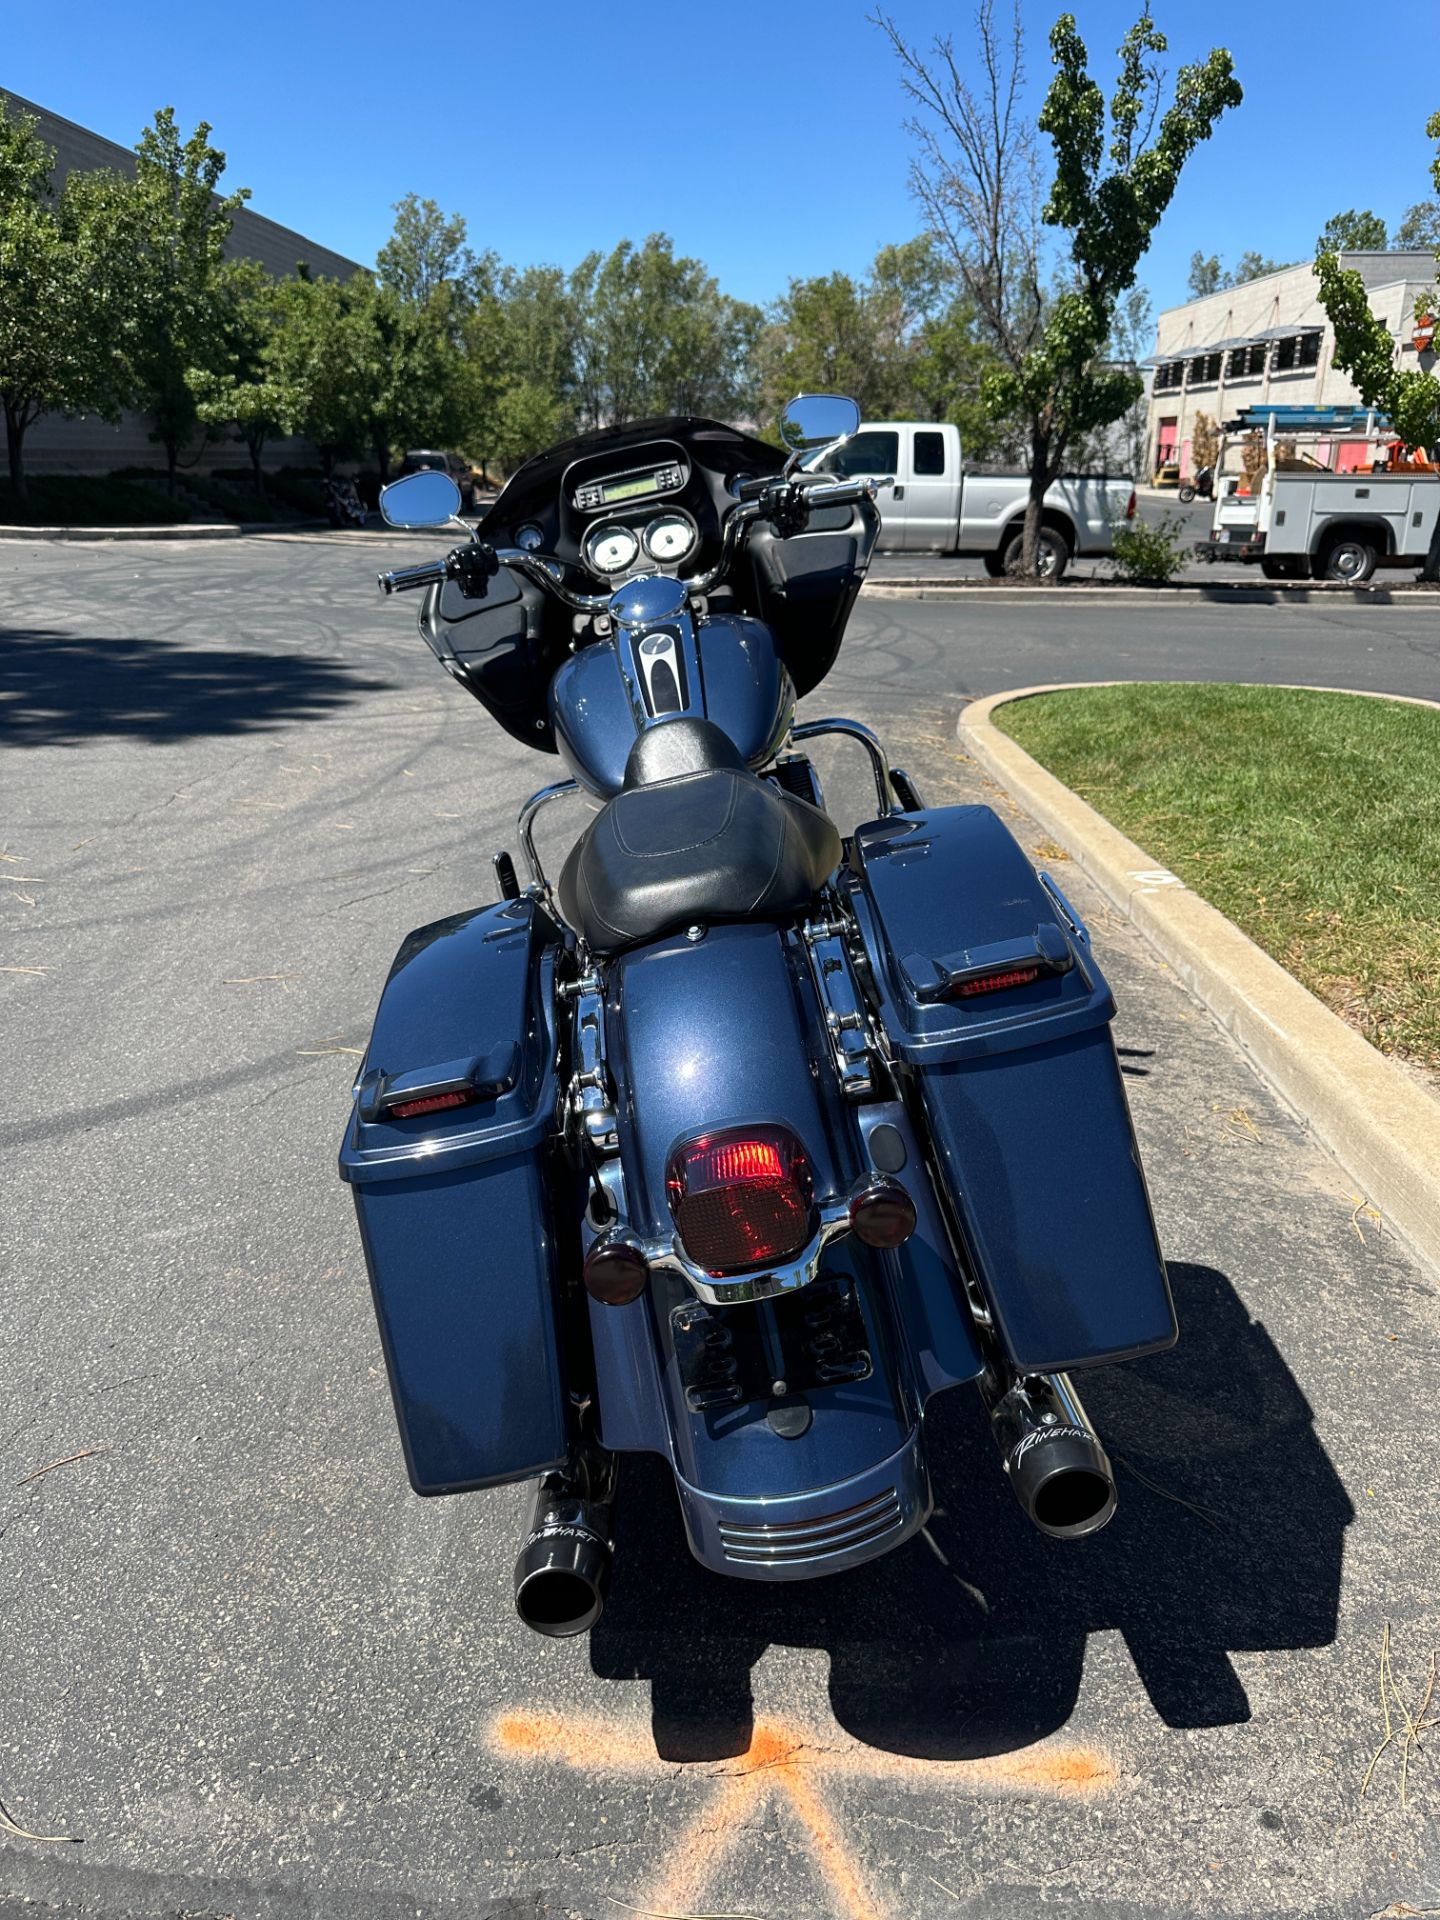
[549,611,795,798]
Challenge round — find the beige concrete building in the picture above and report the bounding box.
[2,90,362,474]
[1146,252,1437,481]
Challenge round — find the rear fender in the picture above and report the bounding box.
[587,922,982,1536]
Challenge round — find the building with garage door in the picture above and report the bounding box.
[2,89,363,475]
[1145,252,1437,483]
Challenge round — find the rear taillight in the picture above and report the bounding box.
[386,1089,473,1120]
[1125,489,1137,519]
[954,964,1041,998]
[666,1125,815,1275]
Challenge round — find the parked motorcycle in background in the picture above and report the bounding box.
[1178,466,1214,504]
[325,476,366,529]
[340,395,1176,1637]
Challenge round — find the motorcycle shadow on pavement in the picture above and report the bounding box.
[0,628,393,747]
[590,1262,1354,1762]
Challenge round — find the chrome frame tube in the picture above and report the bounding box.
[517,779,580,894]
[791,717,895,817]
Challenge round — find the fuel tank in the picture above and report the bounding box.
[549,610,795,797]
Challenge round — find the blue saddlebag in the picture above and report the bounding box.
[338,898,569,1494]
[847,806,1175,1373]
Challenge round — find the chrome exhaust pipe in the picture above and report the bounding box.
[981,1368,1117,1539]
[513,1449,616,1638]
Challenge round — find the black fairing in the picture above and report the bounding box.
[422,418,878,750]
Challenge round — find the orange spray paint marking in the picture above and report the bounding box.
[493,1710,1114,1920]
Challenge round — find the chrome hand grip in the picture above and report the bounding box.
[378,558,447,595]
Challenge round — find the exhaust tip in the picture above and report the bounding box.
[984,1371,1118,1541]
[1027,1459,1116,1538]
[515,1564,605,1638]
[513,1462,615,1639]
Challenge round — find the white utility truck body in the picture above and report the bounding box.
[809,422,1135,576]
[1196,407,1440,580]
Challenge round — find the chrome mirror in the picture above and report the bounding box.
[778,393,862,454]
[379,470,463,528]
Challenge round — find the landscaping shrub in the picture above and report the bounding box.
[0,474,178,526]
[1109,510,1190,583]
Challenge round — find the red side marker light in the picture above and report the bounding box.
[667,1125,815,1275]
[954,964,1040,998]
[387,1089,474,1120]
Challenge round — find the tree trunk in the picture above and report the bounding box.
[165,440,179,498]
[374,438,391,485]
[1021,433,1065,579]
[4,401,28,502]
[247,431,266,498]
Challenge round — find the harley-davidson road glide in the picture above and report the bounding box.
[339,394,1176,1637]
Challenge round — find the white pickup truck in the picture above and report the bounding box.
[808,420,1136,579]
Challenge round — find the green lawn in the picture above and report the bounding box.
[996,683,1440,1068]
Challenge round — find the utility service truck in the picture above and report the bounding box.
[809,422,1136,579]
[1195,406,1440,581]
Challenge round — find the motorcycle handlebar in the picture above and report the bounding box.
[378,557,448,595]
[376,476,875,608]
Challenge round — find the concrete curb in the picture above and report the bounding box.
[958,681,1440,1277]
[864,579,1436,604]
[0,518,479,543]
[0,519,327,541]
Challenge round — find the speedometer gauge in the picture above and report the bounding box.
[644,513,695,564]
[585,522,640,574]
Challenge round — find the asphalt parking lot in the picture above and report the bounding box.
[2,533,1438,1920]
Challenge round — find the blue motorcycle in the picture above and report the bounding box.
[340,395,1175,1637]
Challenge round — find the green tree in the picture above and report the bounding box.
[350,277,463,480]
[755,235,1001,436]
[259,272,370,473]
[476,262,581,473]
[189,259,288,492]
[1230,249,1291,283]
[1187,250,1224,297]
[376,193,473,306]
[121,109,248,491]
[569,235,757,430]
[0,101,134,497]
[1395,201,1440,251]
[880,2,1242,572]
[1314,110,1440,581]
[1316,208,1389,253]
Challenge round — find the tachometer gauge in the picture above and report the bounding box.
[585,522,640,574]
[514,522,545,552]
[644,513,695,564]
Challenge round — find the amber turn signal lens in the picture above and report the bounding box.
[849,1179,917,1249]
[583,1235,650,1306]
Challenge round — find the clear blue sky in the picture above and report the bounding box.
[6,0,1438,327]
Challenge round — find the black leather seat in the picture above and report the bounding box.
[558,718,841,954]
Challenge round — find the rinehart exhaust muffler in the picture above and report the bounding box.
[981,1368,1117,1539]
[513,1447,618,1638]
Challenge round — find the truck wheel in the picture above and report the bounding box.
[1320,537,1377,584]
[1002,529,1070,581]
[983,553,1007,578]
